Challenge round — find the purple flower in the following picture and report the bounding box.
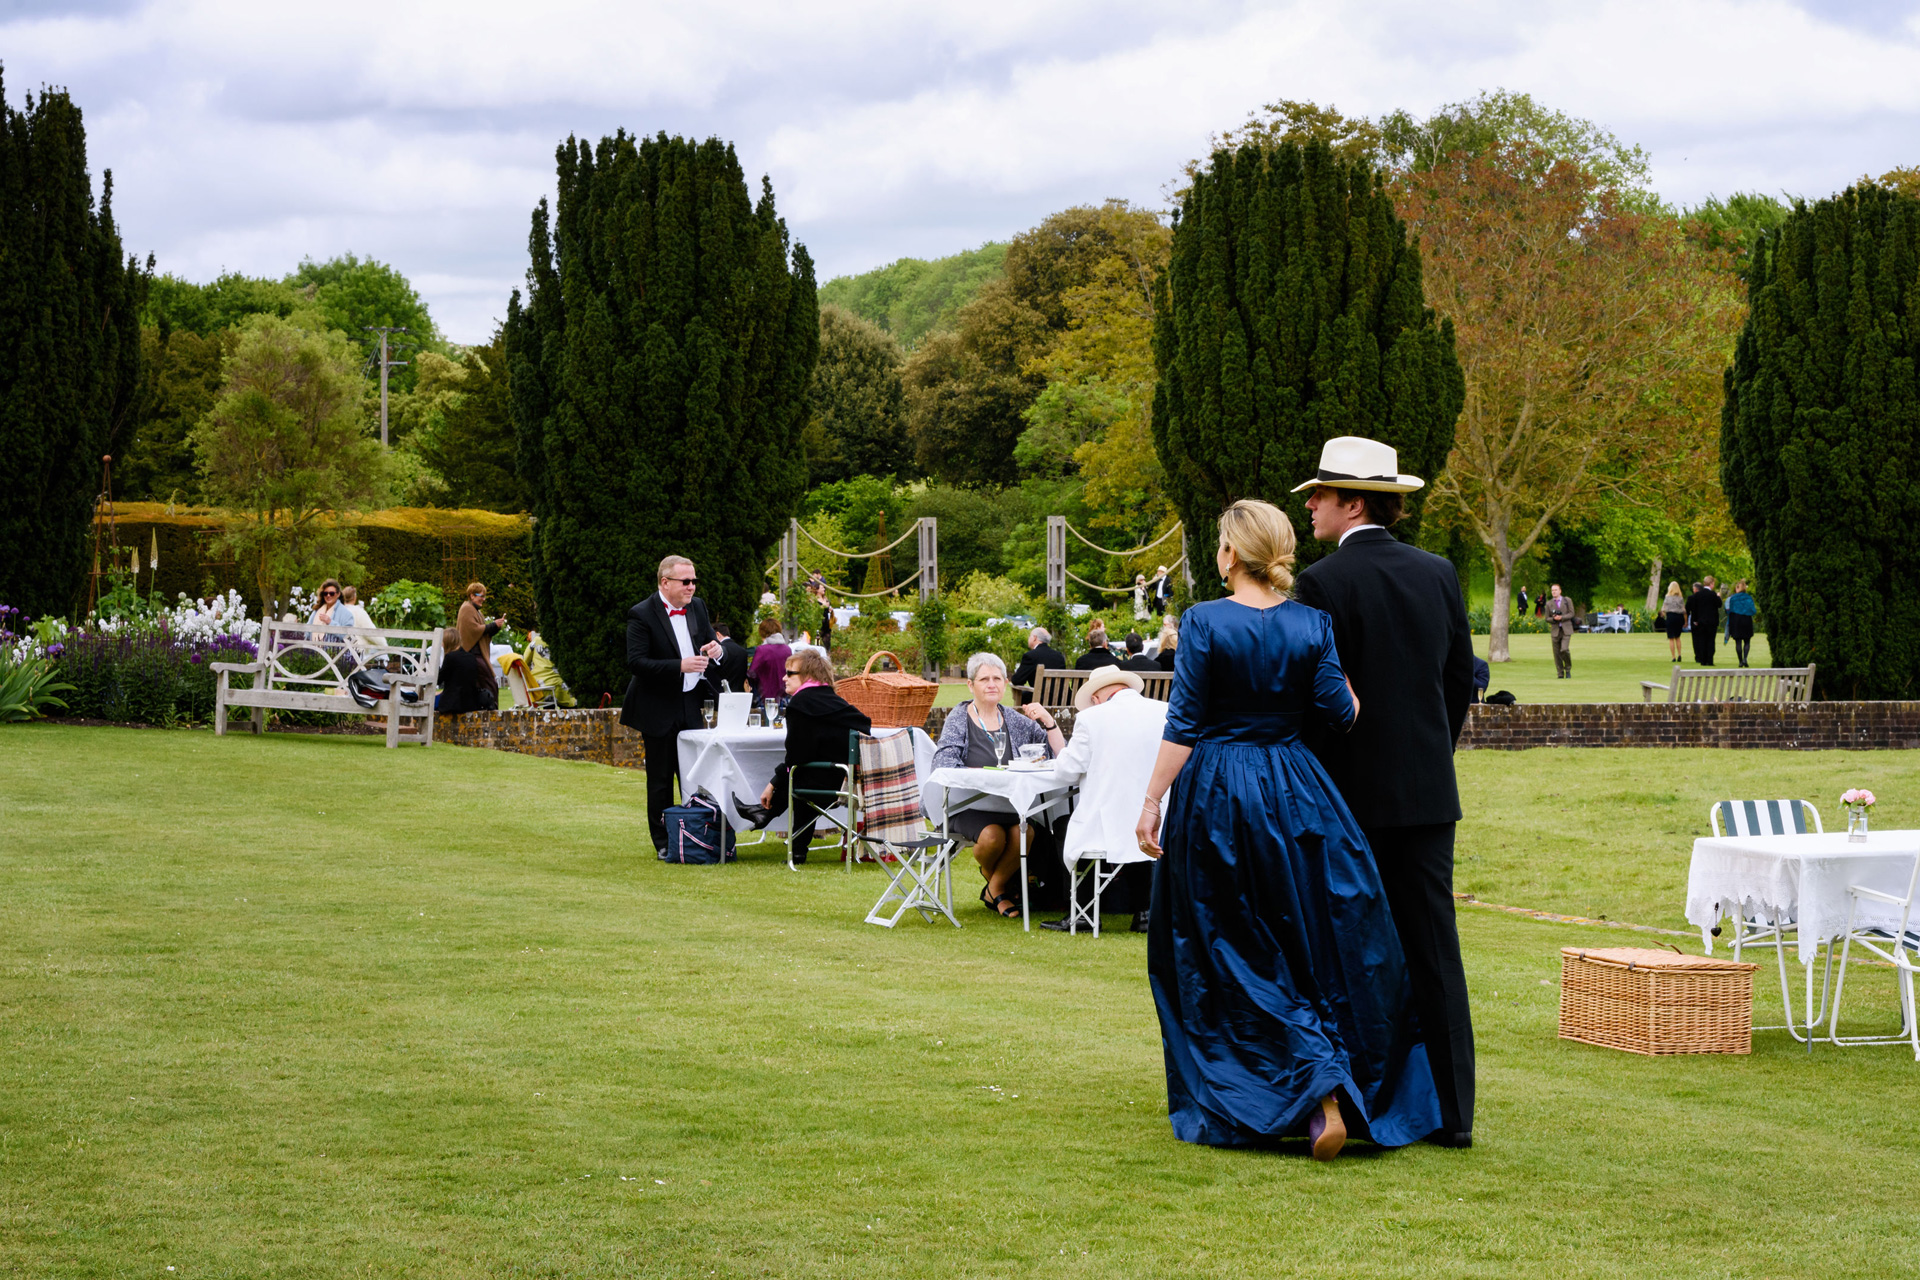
[47,643,64,657]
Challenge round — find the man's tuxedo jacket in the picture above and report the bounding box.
[1292,528,1475,827]
[620,593,717,737]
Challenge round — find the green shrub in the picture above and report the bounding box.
[368,580,448,631]
[0,657,72,721]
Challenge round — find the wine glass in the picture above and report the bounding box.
[763,698,780,728]
[994,733,1008,768]
[701,699,717,730]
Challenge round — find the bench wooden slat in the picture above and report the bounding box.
[215,619,443,745]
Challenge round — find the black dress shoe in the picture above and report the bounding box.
[1425,1130,1473,1149]
[1040,917,1073,932]
[732,797,775,830]
[1130,911,1150,933]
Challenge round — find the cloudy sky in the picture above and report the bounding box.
[6,0,1918,342]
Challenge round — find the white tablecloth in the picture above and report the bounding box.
[921,765,1076,830]
[1686,830,1920,963]
[677,726,935,833]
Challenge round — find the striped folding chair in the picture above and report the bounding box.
[1710,799,1824,1035]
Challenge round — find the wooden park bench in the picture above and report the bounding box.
[213,620,444,746]
[1640,663,1816,705]
[1029,666,1175,719]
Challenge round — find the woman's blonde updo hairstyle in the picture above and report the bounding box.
[1217,499,1296,595]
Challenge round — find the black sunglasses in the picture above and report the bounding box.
[667,577,697,586]
[321,589,338,598]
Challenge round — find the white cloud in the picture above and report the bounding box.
[4,0,1917,341]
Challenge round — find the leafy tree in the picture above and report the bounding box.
[120,327,236,502]
[1685,192,1793,279]
[403,332,525,511]
[799,475,907,591]
[1401,144,1741,659]
[507,131,817,702]
[0,76,149,620]
[1382,89,1655,204]
[816,243,1006,349]
[1152,140,1463,596]
[192,316,388,612]
[143,271,302,334]
[1878,166,1920,200]
[804,306,912,485]
[1722,182,1920,699]
[287,254,438,391]
[905,201,1163,486]
[1197,99,1384,172]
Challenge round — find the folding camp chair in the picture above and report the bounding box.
[786,729,957,926]
[1711,799,1825,1038]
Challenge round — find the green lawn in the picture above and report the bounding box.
[4,725,1918,1277]
[1475,631,1773,705]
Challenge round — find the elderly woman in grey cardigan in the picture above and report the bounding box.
[934,651,1065,918]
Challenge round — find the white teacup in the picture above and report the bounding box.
[1018,743,1046,764]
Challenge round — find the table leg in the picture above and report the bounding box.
[1019,821,1030,933]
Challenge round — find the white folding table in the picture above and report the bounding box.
[678,725,935,843]
[921,764,1076,931]
[1686,829,1920,1046]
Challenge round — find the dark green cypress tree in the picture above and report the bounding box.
[506,132,817,701]
[1151,140,1461,594]
[0,73,148,619]
[1722,183,1920,699]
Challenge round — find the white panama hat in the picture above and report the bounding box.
[1290,436,1425,494]
[1074,665,1144,710]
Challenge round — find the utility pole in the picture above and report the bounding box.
[363,326,413,446]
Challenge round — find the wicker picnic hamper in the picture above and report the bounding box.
[837,650,938,729]
[1558,946,1757,1055]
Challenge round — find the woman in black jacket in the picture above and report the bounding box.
[734,647,870,864]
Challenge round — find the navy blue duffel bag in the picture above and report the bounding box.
[660,794,736,865]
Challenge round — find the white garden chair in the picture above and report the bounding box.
[1826,854,1920,1058]
[1711,799,1824,1035]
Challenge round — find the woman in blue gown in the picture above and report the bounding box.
[1134,500,1439,1160]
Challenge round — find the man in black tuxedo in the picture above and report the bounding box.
[1074,622,1120,671]
[1687,576,1722,666]
[621,555,724,850]
[709,623,751,694]
[1290,436,1478,1149]
[1010,627,1066,705]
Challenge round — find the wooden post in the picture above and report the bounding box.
[917,517,938,601]
[378,329,390,447]
[1046,516,1066,602]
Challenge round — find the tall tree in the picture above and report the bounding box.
[1723,183,1920,699]
[0,75,149,619]
[192,316,388,612]
[804,305,912,485]
[287,254,438,392]
[1382,89,1655,205]
[507,131,817,701]
[1152,140,1463,592]
[120,326,236,502]
[1401,145,1742,660]
[402,331,525,511]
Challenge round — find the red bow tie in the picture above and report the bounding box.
[668,607,686,617]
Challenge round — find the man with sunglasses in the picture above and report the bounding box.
[622,555,725,851]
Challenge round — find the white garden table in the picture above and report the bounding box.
[678,726,935,838]
[921,764,1076,931]
[1686,829,1920,1046]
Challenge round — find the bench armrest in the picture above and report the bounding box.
[1640,681,1668,704]
[210,661,264,674]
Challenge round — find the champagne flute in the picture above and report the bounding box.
[701,699,717,730]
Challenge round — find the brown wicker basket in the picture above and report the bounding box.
[1558,946,1757,1055]
[837,650,938,730]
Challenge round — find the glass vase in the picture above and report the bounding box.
[1848,806,1870,843]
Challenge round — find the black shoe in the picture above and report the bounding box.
[1425,1130,1473,1149]
[733,798,775,830]
[1130,911,1150,933]
[1040,917,1074,932]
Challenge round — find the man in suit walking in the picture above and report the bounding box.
[1010,626,1066,706]
[1290,436,1479,1149]
[621,555,724,850]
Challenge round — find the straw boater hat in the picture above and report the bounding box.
[1074,665,1143,710]
[1290,436,1425,494]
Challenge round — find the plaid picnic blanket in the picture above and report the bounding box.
[857,731,924,845]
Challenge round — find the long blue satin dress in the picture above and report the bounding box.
[1148,597,1441,1148]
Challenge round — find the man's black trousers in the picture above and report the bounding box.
[1365,821,1476,1137]
[1691,626,1717,666]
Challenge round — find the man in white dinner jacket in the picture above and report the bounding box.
[1040,665,1168,934]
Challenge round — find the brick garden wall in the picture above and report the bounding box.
[436,707,645,767]
[1457,701,1920,750]
[437,700,1920,765]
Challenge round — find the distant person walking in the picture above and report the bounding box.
[1661,581,1686,661]
[1515,585,1530,619]
[1687,576,1723,666]
[1544,583,1575,678]
[1726,580,1758,668]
